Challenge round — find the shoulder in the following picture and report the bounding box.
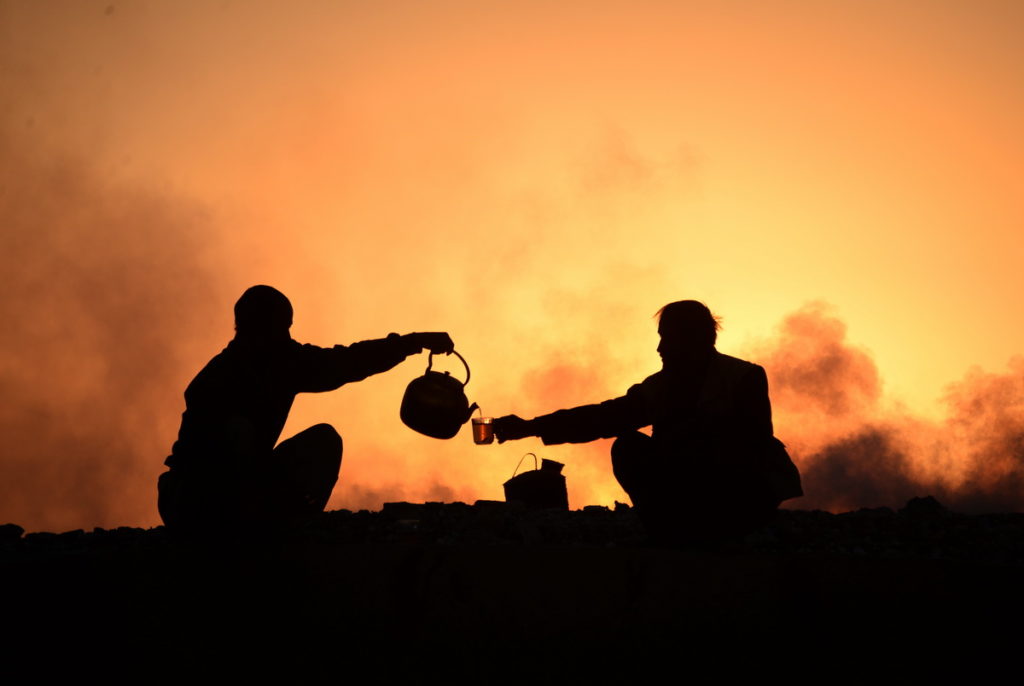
[636,370,664,393]
[291,340,329,353]
[709,352,767,389]
[640,369,663,384]
[714,351,758,368]
[713,352,762,373]
[289,339,350,359]
[183,343,236,399]
[193,343,234,376]
[288,340,345,368]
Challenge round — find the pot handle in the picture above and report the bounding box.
[426,349,471,387]
[511,452,539,477]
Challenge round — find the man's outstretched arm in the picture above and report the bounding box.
[295,332,454,392]
[494,385,650,445]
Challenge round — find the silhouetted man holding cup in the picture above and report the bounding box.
[494,300,801,545]
[158,285,454,534]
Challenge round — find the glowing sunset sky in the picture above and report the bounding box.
[2,1,1023,530]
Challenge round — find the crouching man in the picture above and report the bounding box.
[158,285,453,534]
[494,300,802,545]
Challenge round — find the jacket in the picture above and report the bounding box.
[166,333,418,473]
[529,351,802,503]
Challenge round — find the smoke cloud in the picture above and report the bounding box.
[793,428,921,512]
[763,303,881,418]
[0,134,222,531]
[758,303,1024,513]
[939,360,1024,512]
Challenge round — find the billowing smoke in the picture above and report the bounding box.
[762,303,881,420]
[939,360,1024,512]
[793,427,921,512]
[758,303,1024,513]
[0,134,222,531]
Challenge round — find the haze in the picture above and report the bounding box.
[3,1,1023,530]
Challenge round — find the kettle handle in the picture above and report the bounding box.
[426,349,471,387]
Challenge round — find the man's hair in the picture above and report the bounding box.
[234,285,293,335]
[656,300,721,347]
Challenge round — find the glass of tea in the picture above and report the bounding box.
[472,416,494,445]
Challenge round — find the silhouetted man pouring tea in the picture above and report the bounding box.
[494,300,802,545]
[158,285,454,534]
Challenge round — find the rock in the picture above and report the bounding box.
[900,496,948,517]
[0,523,24,542]
[382,501,426,521]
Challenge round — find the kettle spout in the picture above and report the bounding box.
[465,402,479,423]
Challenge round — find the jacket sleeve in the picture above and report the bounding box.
[528,384,651,445]
[292,334,421,392]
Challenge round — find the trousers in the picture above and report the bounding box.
[158,423,343,534]
[611,431,778,544]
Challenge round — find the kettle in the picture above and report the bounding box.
[400,350,478,439]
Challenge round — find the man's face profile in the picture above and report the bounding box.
[657,305,714,370]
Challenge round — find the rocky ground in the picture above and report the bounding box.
[3,497,1021,679]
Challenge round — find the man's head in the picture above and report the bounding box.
[234,285,293,340]
[656,300,719,368]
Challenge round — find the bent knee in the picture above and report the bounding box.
[304,424,344,471]
[611,431,651,461]
[308,423,342,448]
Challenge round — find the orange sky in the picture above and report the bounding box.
[3,1,1023,530]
